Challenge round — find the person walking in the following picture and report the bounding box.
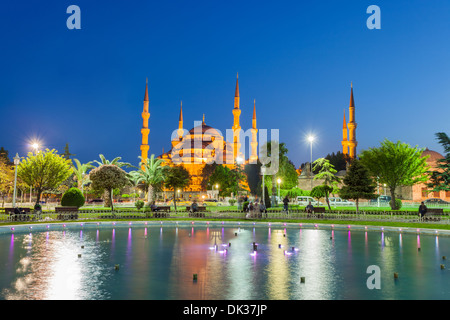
[283,196,289,213]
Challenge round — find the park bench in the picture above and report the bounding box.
[55,206,79,220]
[422,208,444,222]
[5,207,32,221]
[151,206,170,218]
[186,206,207,212]
[306,206,326,218]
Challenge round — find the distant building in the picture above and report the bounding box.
[397,148,450,202]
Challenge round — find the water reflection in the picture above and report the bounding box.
[1,226,450,300]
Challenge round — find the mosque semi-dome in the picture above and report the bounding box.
[421,148,444,164]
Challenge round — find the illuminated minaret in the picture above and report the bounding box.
[178,100,184,139]
[249,99,258,163]
[347,82,358,158]
[232,73,242,160]
[172,100,184,148]
[342,109,348,156]
[140,78,150,168]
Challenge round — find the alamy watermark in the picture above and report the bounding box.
[170,123,280,175]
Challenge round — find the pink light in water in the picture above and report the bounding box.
[250,251,257,256]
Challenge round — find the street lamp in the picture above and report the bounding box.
[261,165,266,206]
[12,153,20,207]
[277,178,281,206]
[307,135,315,190]
[215,184,219,200]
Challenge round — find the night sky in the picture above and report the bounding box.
[1,0,449,168]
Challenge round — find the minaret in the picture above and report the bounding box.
[342,109,348,156]
[347,82,358,158]
[250,99,258,163]
[232,73,242,160]
[140,78,150,168]
[178,100,184,139]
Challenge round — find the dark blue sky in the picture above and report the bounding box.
[1,0,449,167]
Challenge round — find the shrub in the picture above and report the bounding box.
[61,187,85,208]
[395,198,402,210]
[135,200,144,210]
[228,199,236,206]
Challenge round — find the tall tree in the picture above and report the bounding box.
[339,159,377,213]
[244,160,262,196]
[164,165,191,212]
[17,149,73,205]
[313,158,341,210]
[427,132,450,193]
[360,139,429,210]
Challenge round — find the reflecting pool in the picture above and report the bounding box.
[1,223,449,300]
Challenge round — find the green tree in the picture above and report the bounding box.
[325,151,351,172]
[207,165,235,197]
[313,158,341,210]
[89,164,130,210]
[310,185,332,205]
[261,141,298,205]
[339,159,377,213]
[17,149,73,205]
[360,139,430,210]
[128,155,167,204]
[427,132,450,193]
[72,158,94,191]
[0,157,14,206]
[164,165,191,212]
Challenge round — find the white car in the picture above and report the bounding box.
[329,197,355,206]
[297,196,323,206]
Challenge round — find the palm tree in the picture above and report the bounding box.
[128,155,167,204]
[72,159,94,192]
[93,154,133,168]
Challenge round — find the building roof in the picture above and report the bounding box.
[421,148,444,163]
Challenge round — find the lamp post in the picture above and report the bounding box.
[215,184,219,200]
[307,135,315,191]
[29,142,40,204]
[261,165,266,206]
[12,153,20,207]
[277,178,281,206]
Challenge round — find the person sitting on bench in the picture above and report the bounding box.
[306,201,314,213]
[14,206,23,215]
[191,200,198,213]
[418,201,427,219]
[150,201,160,212]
